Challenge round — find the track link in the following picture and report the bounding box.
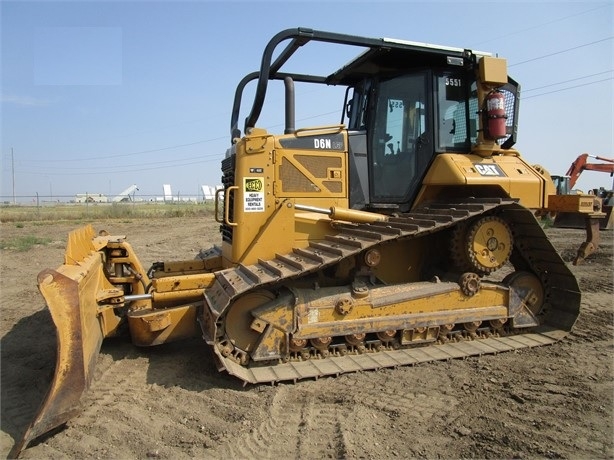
[200,198,581,384]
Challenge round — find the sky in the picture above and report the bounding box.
[1,0,612,202]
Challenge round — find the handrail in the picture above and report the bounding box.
[224,186,239,227]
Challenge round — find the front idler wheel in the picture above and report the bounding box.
[222,290,276,363]
[503,271,545,317]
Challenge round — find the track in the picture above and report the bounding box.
[200,199,581,383]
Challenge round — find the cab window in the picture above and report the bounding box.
[436,74,476,149]
[347,81,370,131]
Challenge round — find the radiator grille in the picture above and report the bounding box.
[279,155,342,194]
[220,154,235,243]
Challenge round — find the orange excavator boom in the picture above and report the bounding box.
[566,153,614,189]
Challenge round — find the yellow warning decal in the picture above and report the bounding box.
[244,177,264,212]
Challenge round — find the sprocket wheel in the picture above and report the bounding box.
[465,215,513,275]
[450,222,471,271]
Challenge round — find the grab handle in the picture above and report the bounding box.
[224,186,239,227]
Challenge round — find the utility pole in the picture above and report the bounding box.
[11,147,15,204]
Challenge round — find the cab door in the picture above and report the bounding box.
[369,72,432,208]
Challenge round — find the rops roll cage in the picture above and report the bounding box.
[229,27,484,143]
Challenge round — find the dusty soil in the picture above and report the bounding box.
[1,217,612,459]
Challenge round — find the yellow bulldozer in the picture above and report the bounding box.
[14,27,588,456]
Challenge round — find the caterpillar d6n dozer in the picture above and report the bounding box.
[15,27,583,456]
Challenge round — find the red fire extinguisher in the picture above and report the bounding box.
[486,90,507,139]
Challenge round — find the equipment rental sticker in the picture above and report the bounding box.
[243,177,265,212]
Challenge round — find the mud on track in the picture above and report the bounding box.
[1,218,612,459]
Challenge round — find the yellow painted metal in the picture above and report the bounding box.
[545,189,607,263]
[546,194,602,213]
[14,231,114,456]
[291,124,346,137]
[19,30,588,458]
[467,217,513,272]
[223,127,352,267]
[244,128,269,153]
[250,327,287,362]
[252,291,295,334]
[370,238,426,284]
[13,224,168,454]
[127,303,200,346]
[401,327,439,344]
[64,224,103,263]
[479,56,508,85]
[416,153,549,209]
[224,186,239,227]
[275,150,346,198]
[287,282,509,339]
[329,206,387,223]
[420,154,468,184]
[249,293,296,361]
[104,241,150,301]
[294,211,338,244]
[151,273,216,293]
[234,201,298,265]
[224,291,277,350]
[154,257,222,276]
[152,289,208,304]
[222,131,274,265]
[99,306,123,336]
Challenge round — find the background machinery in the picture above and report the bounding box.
[14,28,587,457]
[557,153,614,193]
[550,153,614,231]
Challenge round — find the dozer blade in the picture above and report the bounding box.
[10,228,108,458]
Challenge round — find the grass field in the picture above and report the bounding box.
[0,201,217,223]
[0,202,218,251]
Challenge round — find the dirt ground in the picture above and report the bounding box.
[1,217,612,459]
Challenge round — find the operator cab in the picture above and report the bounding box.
[336,46,485,212]
[231,28,519,214]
